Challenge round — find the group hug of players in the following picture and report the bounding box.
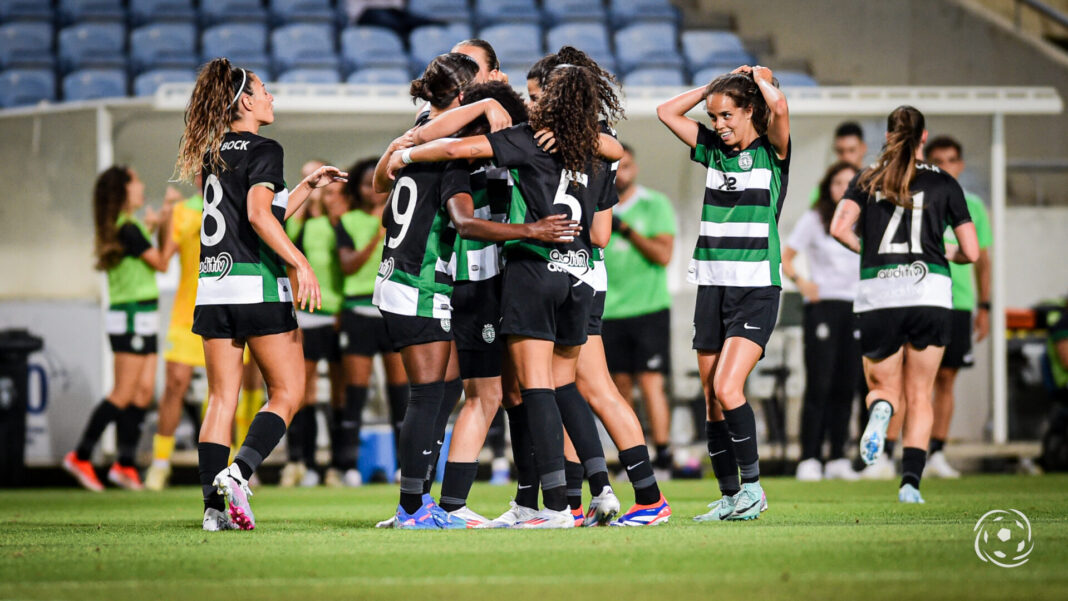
[66,35,979,530]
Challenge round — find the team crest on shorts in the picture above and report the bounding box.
[482,323,496,343]
[339,332,349,349]
[738,151,753,170]
[441,318,451,332]
[131,335,144,352]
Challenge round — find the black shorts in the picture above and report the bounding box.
[941,309,975,369]
[109,333,158,355]
[587,291,606,336]
[301,324,341,362]
[381,310,452,351]
[452,279,504,379]
[692,285,780,353]
[192,302,298,340]
[339,309,394,356]
[857,306,952,360]
[602,308,672,374]
[500,257,594,347]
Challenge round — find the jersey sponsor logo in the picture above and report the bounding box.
[482,323,496,344]
[877,261,929,284]
[199,252,233,280]
[219,140,250,152]
[546,249,591,274]
[378,257,395,281]
[737,151,753,170]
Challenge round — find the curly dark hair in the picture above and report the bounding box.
[456,81,528,138]
[704,71,777,136]
[93,165,132,271]
[815,161,858,234]
[528,46,624,126]
[345,157,380,211]
[410,52,479,110]
[529,65,602,175]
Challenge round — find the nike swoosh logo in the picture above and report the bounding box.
[709,450,726,457]
[734,499,760,515]
[517,484,532,490]
[743,323,760,330]
[626,461,645,470]
[422,450,432,455]
[436,440,444,445]
[731,437,751,443]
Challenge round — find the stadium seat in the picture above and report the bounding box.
[347,67,410,85]
[409,0,472,24]
[129,0,196,26]
[269,0,335,26]
[623,67,684,87]
[341,26,407,74]
[774,70,819,87]
[271,23,339,73]
[62,68,126,101]
[478,23,543,67]
[0,0,55,22]
[473,0,541,27]
[609,0,680,29]
[0,68,55,107]
[58,0,125,25]
[691,65,740,86]
[546,23,613,66]
[58,22,126,73]
[277,67,341,84]
[201,23,269,67]
[613,22,683,74]
[543,0,607,26]
[133,68,195,96]
[407,23,472,72]
[200,0,268,26]
[681,30,756,73]
[130,23,197,74]
[499,61,534,87]
[0,22,54,70]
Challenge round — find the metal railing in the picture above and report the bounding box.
[1014,0,1068,30]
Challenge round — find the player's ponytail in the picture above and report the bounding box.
[529,46,625,125]
[93,165,131,271]
[529,65,601,175]
[410,52,479,110]
[858,105,925,209]
[174,58,255,183]
[704,71,775,136]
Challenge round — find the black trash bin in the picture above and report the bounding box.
[0,329,44,487]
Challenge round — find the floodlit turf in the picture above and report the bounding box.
[1,475,1066,601]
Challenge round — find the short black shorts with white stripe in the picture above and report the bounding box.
[500,257,594,347]
[193,302,298,340]
[109,333,158,355]
[603,308,672,374]
[452,279,503,379]
[301,324,340,362]
[587,290,606,336]
[339,310,394,356]
[381,310,453,352]
[858,306,952,361]
[692,285,780,353]
[940,309,974,369]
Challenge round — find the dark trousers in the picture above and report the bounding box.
[800,300,862,461]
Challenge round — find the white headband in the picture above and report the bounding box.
[230,68,247,108]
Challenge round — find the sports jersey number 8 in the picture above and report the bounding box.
[386,176,417,249]
[553,171,582,225]
[201,174,225,247]
[878,191,924,254]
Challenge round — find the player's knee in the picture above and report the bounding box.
[712,380,745,410]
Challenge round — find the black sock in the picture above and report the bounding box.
[654,443,673,470]
[116,406,146,468]
[506,404,539,509]
[723,404,760,484]
[302,406,318,469]
[234,411,288,480]
[398,381,444,514]
[439,461,478,512]
[75,399,121,461]
[424,378,461,493]
[901,447,927,489]
[333,386,366,470]
[387,383,409,457]
[487,408,506,458]
[554,383,610,495]
[198,442,229,512]
[286,406,313,463]
[565,460,584,511]
[929,438,945,454]
[885,439,897,458]
[619,445,660,505]
[706,420,740,496]
[521,388,567,511]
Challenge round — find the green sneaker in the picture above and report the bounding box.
[693,494,735,522]
[726,482,765,521]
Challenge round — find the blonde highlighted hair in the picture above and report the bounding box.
[173,58,254,182]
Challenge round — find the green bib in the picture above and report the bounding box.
[298,216,343,315]
[340,209,384,305]
[107,214,158,305]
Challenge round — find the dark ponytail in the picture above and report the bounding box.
[410,52,479,110]
[454,39,499,71]
[93,166,132,271]
[858,105,925,208]
[704,71,775,136]
[174,58,255,182]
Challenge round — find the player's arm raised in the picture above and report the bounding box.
[285,166,348,221]
[656,86,706,149]
[386,136,495,179]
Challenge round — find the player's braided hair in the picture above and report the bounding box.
[704,71,776,136]
[859,105,926,209]
[528,65,602,175]
[174,57,255,182]
[528,46,625,125]
[93,165,132,271]
[410,52,479,110]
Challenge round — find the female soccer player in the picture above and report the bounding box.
[175,58,346,531]
[452,38,508,84]
[830,105,978,503]
[658,65,789,521]
[64,166,171,492]
[783,161,862,482]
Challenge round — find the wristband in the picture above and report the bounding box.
[978,301,991,311]
[401,148,413,165]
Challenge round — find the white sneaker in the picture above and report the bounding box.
[300,468,320,487]
[512,507,574,529]
[202,507,237,531]
[375,515,397,528]
[446,505,489,528]
[924,451,960,479]
[324,467,343,488]
[823,458,860,481]
[342,468,363,487]
[859,454,896,480]
[480,501,539,529]
[795,458,823,481]
[279,462,305,488]
[584,486,621,527]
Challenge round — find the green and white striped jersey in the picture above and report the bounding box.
[453,164,510,282]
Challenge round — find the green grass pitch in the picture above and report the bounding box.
[2,475,1066,601]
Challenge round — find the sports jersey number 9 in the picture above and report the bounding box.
[553,172,582,225]
[201,174,225,247]
[878,191,924,254]
[387,176,417,249]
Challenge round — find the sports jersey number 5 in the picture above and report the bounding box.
[877,191,924,254]
[386,176,417,249]
[201,174,225,247]
[553,172,582,224]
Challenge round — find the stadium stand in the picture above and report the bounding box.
[129,0,196,26]
[681,30,756,75]
[0,0,54,22]
[200,23,269,67]
[271,22,339,73]
[62,68,126,101]
[278,67,342,83]
[347,67,411,85]
[543,0,607,26]
[58,0,126,26]
[269,0,336,26]
[199,0,268,26]
[479,23,544,66]
[0,68,54,107]
[624,66,685,87]
[58,22,126,73]
[614,22,684,74]
[0,22,54,70]
[341,26,408,74]
[133,67,196,96]
[546,22,615,68]
[129,23,198,74]
[408,23,472,73]
[409,0,472,24]
[608,0,680,29]
[473,0,541,28]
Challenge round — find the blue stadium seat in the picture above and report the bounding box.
[0,1,55,22]
[681,30,755,73]
[62,68,126,101]
[129,0,196,26]
[609,0,680,29]
[543,0,607,26]
[130,23,197,74]
[473,0,540,27]
[546,23,613,66]
[201,23,269,66]
[58,22,125,73]
[270,0,335,26]
[0,68,55,107]
[408,23,472,71]
[499,61,535,87]
[347,67,410,85]
[341,26,407,73]
[277,67,340,84]
[409,0,472,24]
[774,70,819,87]
[623,67,684,87]
[59,0,125,25]
[691,65,739,86]
[200,0,268,26]
[478,23,543,67]
[0,22,53,69]
[133,68,195,95]
[613,22,682,74]
[271,23,339,73]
